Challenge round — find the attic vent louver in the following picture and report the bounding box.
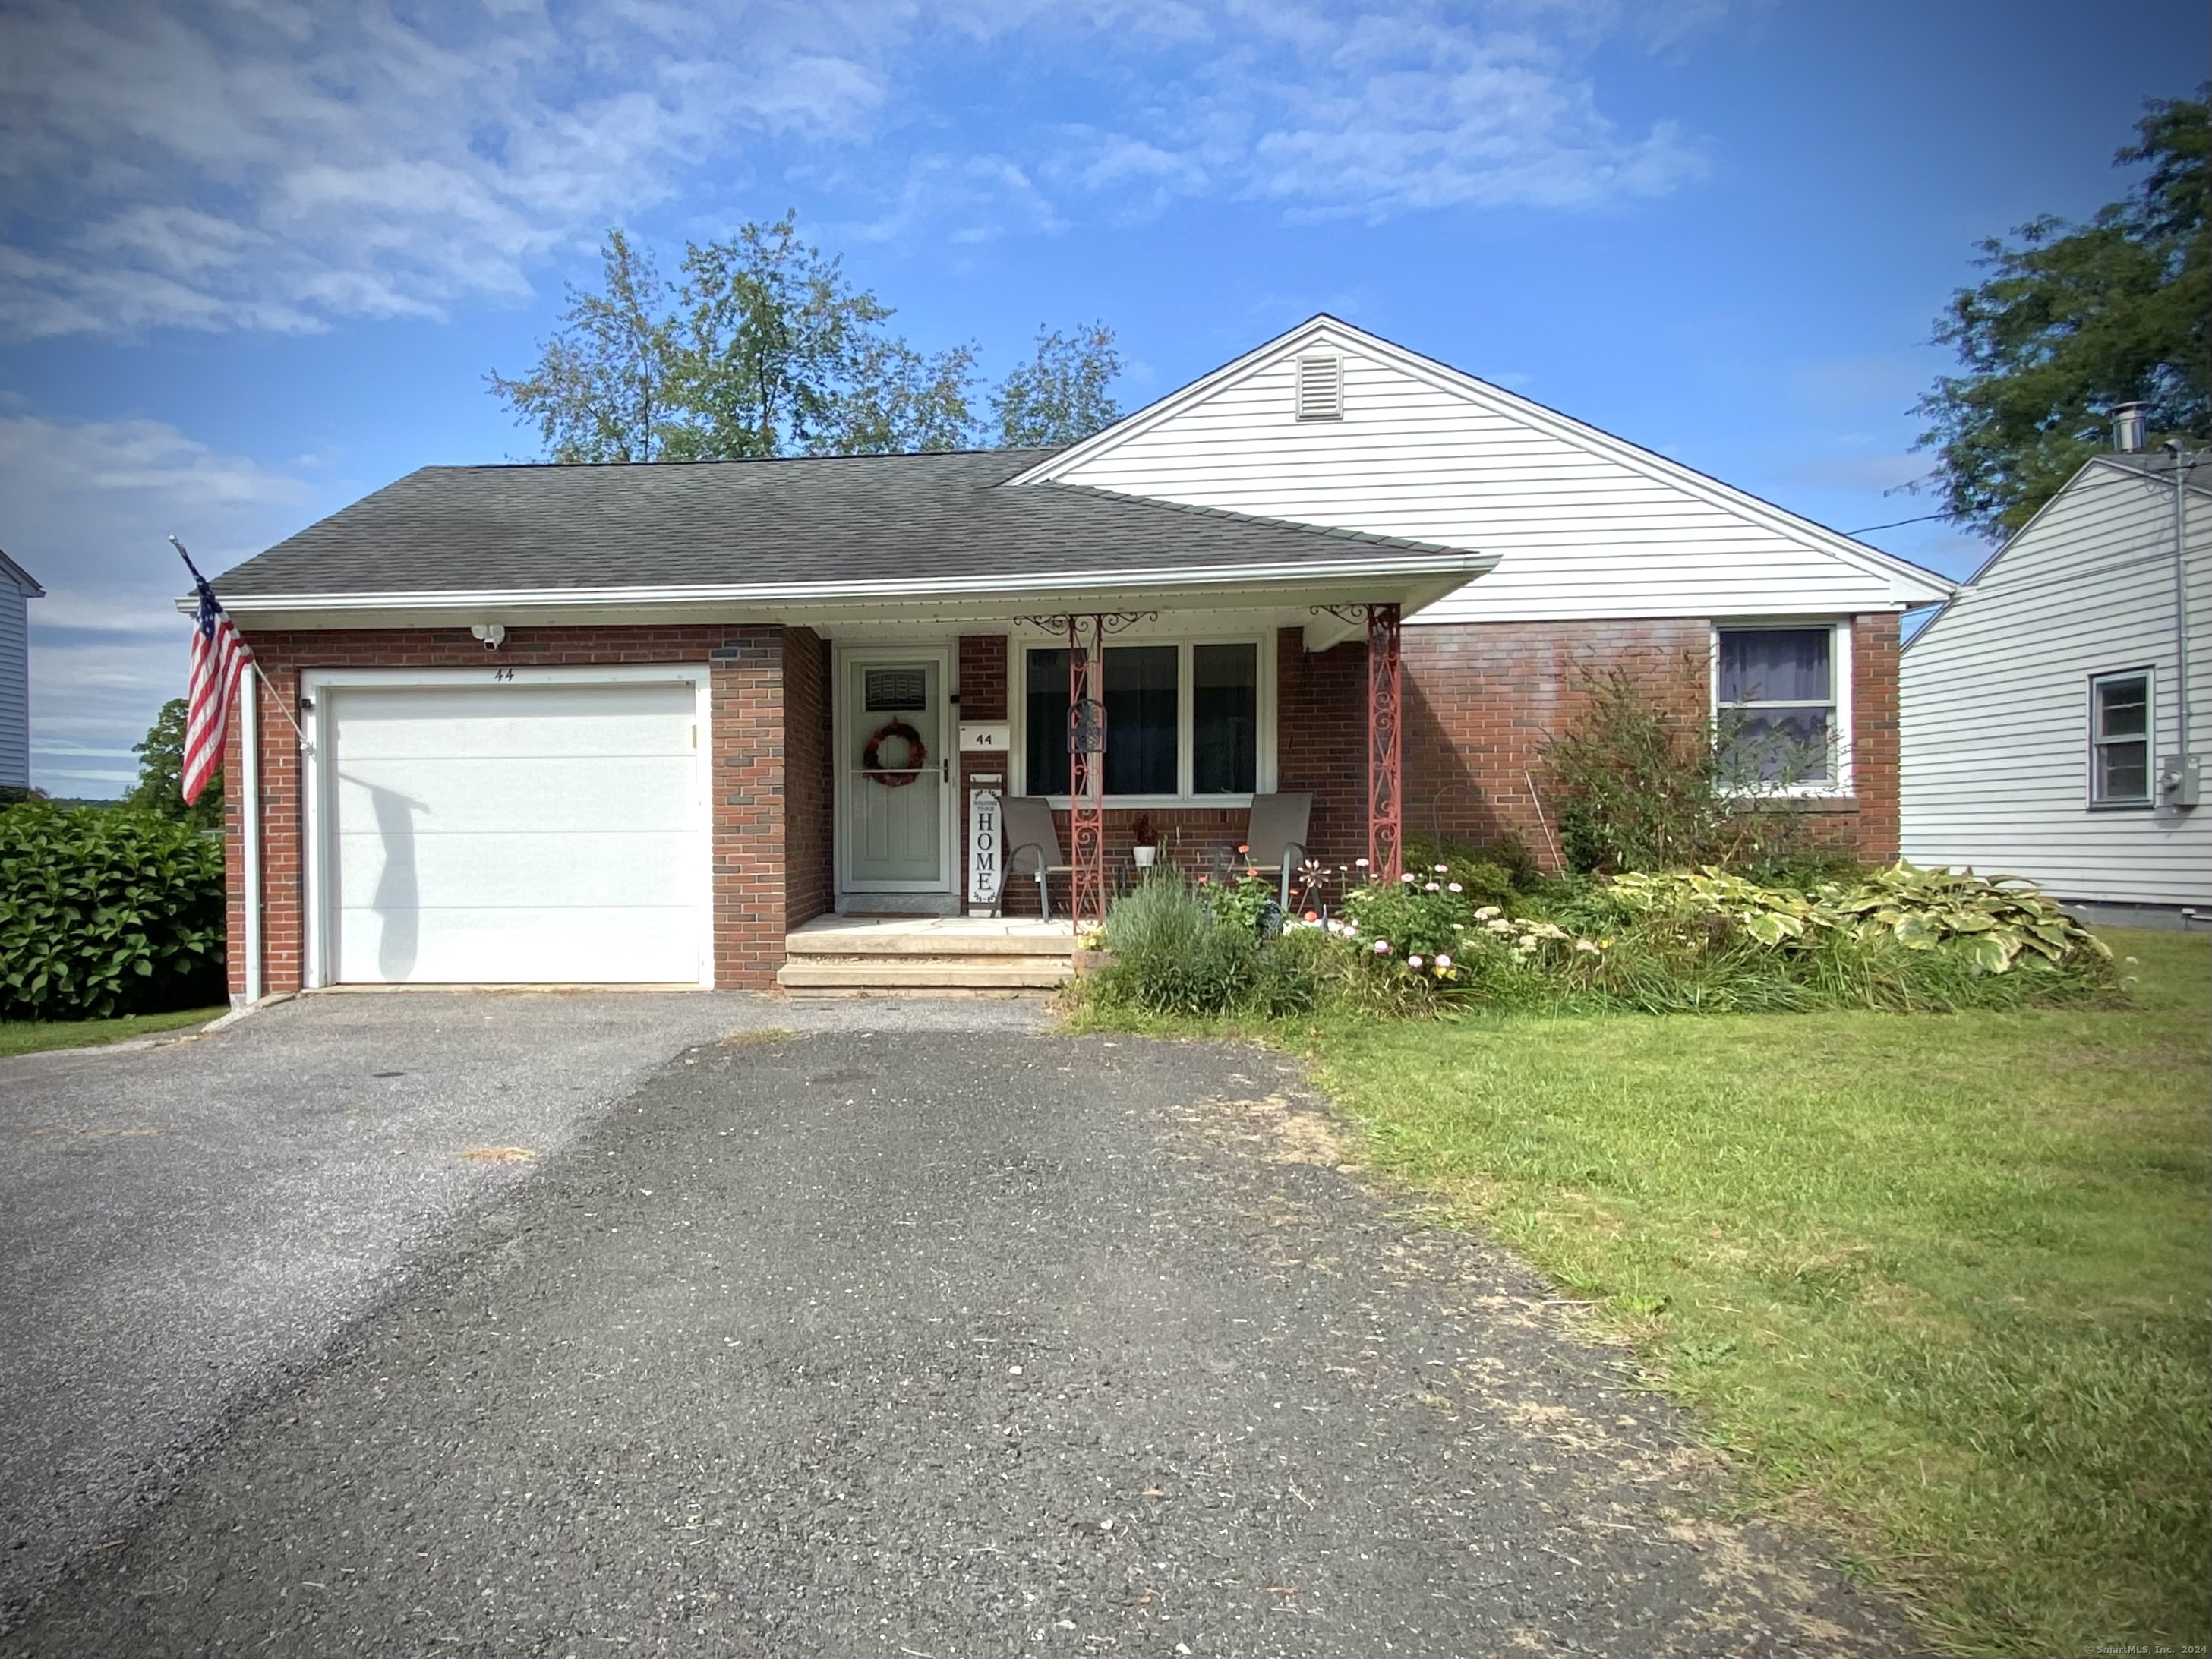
[1295,353,1343,421]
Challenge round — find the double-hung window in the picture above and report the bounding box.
[2088,670,2152,806]
[1715,626,1842,790]
[1022,640,1262,800]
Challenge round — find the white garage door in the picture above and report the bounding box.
[325,680,705,985]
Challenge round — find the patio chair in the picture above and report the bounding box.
[1214,790,1313,911]
[997,796,1074,919]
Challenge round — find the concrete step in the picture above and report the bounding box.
[775,957,1076,992]
[784,929,1074,957]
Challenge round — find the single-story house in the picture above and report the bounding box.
[0,547,42,793]
[204,315,1952,998]
[1901,445,2207,925]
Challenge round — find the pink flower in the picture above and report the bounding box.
[1355,858,1369,868]
[1407,955,1425,969]
[1372,939,1392,954]
[1435,953,1453,968]
[1434,864,1448,873]
[1400,872,1416,884]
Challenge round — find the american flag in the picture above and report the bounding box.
[175,541,253,806]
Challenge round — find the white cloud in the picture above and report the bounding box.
[0,0,1718,339]
[0,0,908,339]
[1043,2,1709,222]
[0,415,321,794]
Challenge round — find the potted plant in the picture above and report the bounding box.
[1130,815,1160,869]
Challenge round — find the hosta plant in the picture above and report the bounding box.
[1610,861,2108,973]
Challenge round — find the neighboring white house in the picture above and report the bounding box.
[1901,450,2209,923]
[0,548,42,793]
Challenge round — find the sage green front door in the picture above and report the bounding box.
[841,652,949,894]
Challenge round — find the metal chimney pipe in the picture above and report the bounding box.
[2113,401,2150,453]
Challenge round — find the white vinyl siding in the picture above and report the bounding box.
[1901,460,2211,906]
[1037,331,1921,623]
[0,584,27,790]
[311,673,712,984]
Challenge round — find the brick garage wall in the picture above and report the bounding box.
[226,624,797,995]
[1399,616,1902,868]
[782,627,834,929]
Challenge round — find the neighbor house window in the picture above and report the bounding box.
[1022,640,1264,799]
[1715,626,1841,788]
[2089,670,2152,806]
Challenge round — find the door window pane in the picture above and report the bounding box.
[1025,648,1070,797]
[1104,646,1179,796]
[1193,642,1258,793]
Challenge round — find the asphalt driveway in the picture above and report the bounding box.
[3,1022,1909,1657]
[0,991,1038,1628]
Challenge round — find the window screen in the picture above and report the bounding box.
[2091,672,2151,804]
[1716,628,1835,785]
[1192,642,1257,793]
[1104,646,1179,796]
[1022,640,1261,797]
[1025,648,1071,797]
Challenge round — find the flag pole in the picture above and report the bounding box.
[169,536,312,751]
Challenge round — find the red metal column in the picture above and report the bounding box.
[1068,614,1107,928]
[1366,602,1403,882]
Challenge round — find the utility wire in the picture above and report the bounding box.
[1844,511,1951,535]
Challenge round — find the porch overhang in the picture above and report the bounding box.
[185,550,1495,640]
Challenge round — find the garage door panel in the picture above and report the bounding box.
[330,685,696,759]
[331,830,697,910]
[324,680,707,986]
[334,905,700,985]
[333,755,696,834]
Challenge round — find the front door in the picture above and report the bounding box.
[839,651,951,901]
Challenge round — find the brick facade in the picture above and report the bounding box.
[221,613,1903,997]
[1399,616,1902,868]
[782,627,835,930]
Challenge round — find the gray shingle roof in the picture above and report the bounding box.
[215,449,1473,598]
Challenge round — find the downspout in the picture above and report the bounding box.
[239,669,263,1005]
[2173,443,2193,769]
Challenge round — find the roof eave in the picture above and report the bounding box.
[186,551,1497,631]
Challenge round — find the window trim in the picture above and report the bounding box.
[1709,620,1854,798]
[1011,631,1276,807]
[2087,667,2155,810]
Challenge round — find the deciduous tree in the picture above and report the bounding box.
[1915,91,2209,538]
[992,323,1122,447]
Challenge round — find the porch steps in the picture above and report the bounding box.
[776,915,1077,996]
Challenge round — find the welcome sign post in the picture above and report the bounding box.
[961,722,1010,916]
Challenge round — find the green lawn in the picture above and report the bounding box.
[0,1005,226,1058]
[1294,926,2209,1655]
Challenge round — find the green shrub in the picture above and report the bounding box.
[1094,875,1258,1016]
[0,801,226,1020]
[1199,871,1276,935]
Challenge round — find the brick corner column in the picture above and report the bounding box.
[712,626,790,989]
[1852,612,1902,863]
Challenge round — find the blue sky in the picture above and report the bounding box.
[3,0,2205,795]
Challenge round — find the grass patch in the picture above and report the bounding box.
[1078,928,2210,1654]
[0,1004,226,1058]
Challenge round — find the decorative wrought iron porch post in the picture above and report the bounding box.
[1067,614,1108,929]
[1366,602,1403,882]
